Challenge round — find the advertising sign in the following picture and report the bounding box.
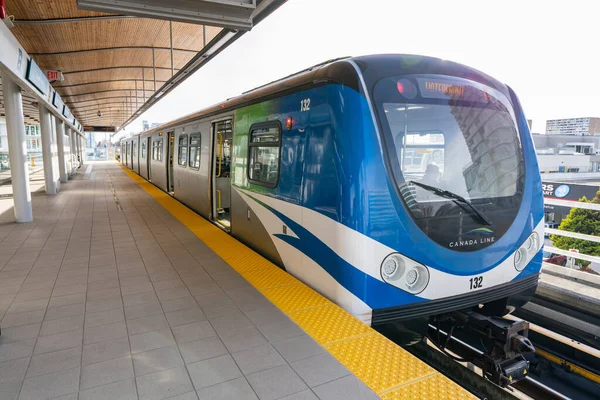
[542,182,599,201]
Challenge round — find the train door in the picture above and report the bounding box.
[147,137,152,181]
[136,137,140,172]
[210,119,233,229]
[167,131,175,193]
[132,140,137,172]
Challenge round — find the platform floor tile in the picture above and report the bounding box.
[0,162,390,400]
[120,163,476,400]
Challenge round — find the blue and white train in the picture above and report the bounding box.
[122,54,543,383]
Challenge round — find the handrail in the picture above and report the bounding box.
[543,199,600,266]
[545,228,600,244]
[544,246,600,264]
[544,198,600,211]
[217,132,223,178]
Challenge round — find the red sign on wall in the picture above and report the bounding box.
[44,70,64,82]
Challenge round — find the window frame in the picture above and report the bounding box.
[178,134,188,167]
[141,140,146,159]
[157,138,163,162]
[247,121,282,189]
[188,133,201,170]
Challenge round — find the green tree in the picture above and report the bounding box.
[550,189,600,274]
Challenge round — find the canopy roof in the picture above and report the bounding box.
[1,0,284,129]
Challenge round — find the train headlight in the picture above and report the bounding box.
[405,268,418,286]
[514,232,541,271]
[382,254,404,279]
[381,253,429,294]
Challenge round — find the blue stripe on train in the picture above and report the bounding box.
[242,192,425,310]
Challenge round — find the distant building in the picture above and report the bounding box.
[527,119,533,131]
[545,117,600,136]
[141,121,161,131]
[533,133,600,173]
[0,119,44,169]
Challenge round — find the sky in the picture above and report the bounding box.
[117,0,600,138]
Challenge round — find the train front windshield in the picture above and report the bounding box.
[373,75,525,252]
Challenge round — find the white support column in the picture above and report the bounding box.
[75,133,81,169]
[65,127,72,175]
[80,135,86,167]
[55,118,68,183]
[38,104,57,195]
[3,75,33,222]
[69,129,76,174]
[78,136,81,165]
[50,116,61,191]
[73,132,79,170]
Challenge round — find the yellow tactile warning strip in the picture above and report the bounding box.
[120,165,476,399]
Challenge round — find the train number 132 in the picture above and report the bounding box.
[300,98,310,112]
[469,276,483,290]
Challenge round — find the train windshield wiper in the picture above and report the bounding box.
[408,181,492,226]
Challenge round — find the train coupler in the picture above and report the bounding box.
[429,310,535,387]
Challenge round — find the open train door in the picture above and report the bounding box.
[167,131,175,193]
[147,137,152,181]
[210,118,233,230]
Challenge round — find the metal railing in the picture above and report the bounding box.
[543,199,600,267]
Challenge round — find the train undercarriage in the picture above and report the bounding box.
[375,285,538,387]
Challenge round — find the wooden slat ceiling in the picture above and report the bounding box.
[5,0,223,128]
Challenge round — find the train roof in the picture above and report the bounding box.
[131,54,510,138]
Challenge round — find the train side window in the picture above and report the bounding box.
[152,140,156,160]
[188,134,201,170]
[248,121,281,188]
[178,134,188,167]
[158,138,163,162]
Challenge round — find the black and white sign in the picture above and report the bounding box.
[543,181,599,201]
[26,59,49,96]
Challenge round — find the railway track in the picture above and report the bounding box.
[507,314,600,400]
[400,318,600,400]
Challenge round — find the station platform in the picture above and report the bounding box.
[0,161,474,400]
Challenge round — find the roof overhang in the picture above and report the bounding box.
[77,0,258,31]
[1,0,286,133]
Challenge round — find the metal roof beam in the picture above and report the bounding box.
[63,89,154,99]
[78,114,125,119]
[63,66,181,75]
[13,16,137,25]
[30,46,198,57]
[77,0,256,31]
[73,104,135,112]
[73,105,134,113]
[65,95,145,105]
[55,79,167,89]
